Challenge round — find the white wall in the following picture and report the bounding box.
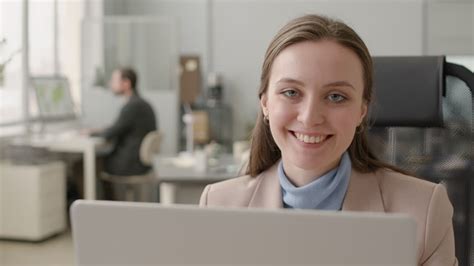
[426,2,474,55]
[88,0,474,148]
[212,0,425,139]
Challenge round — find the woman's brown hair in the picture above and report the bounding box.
[247,14,407,177]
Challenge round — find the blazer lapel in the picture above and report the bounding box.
[248,162,283,209]
[342,169,385,212]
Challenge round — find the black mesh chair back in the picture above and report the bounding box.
[368,56,473,266]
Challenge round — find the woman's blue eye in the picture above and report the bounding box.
[328,94,346,103]
[283,90,298,98]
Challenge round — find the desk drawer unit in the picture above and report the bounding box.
[0,161,66,241]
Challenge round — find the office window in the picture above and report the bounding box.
[0,1,24,126]
[0,0,84,131]
[29,0,84,115]
[57,0,84,111]
[29,0,55,76]
[27,0,57,119]
[0,0,56,127]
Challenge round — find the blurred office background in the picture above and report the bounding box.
[0,0,473,265]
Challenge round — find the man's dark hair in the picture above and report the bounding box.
[118,67,138,92]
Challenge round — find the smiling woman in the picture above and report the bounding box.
[199,14,457,266]
[261,40,367,186]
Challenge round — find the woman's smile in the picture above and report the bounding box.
[290,130,332,145]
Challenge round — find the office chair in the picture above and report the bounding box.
[368,56,473,266]
[101,131,162,202]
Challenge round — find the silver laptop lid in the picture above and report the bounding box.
[71,200,417,266]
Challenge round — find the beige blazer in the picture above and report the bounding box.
[199,162,457,266]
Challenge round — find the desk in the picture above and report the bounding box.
[11,132,107,200]
[153,154,240,204]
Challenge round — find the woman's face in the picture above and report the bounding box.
[261,40,367,177]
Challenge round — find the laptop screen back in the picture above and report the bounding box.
[71,200,417,266]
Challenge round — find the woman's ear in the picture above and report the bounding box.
[260,94,268,116]
[359,102,368,124]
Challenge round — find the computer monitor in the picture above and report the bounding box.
[71,200,417,266]
[31,76,76,122]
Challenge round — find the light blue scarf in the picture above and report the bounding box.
[278,152,351,210]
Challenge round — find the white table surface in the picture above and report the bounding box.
[11,132,107,200]
[153,154,241,204]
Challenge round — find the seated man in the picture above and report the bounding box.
[89,67,158,176]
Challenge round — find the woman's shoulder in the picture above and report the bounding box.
[373,168,452,215]
[208,174,260,193]
[376,168,437,192]
[373,169,456,264]
[199,174,262,207]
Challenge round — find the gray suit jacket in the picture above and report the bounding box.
[200,162,457,266]
[95,94,157,176]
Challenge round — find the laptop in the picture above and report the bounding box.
[70,200,417,266]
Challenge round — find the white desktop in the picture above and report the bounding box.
[154,152,239,204]
[71,200,417,266]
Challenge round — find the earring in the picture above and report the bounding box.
[263,114,269,125]
[356,124,365,134]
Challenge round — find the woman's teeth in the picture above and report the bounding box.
[295,133,327,144]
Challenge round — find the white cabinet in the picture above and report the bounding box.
[0,161,67,241]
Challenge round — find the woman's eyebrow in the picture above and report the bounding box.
[275,78,355,90]
[275,77,305,86]
[323,81,355,90]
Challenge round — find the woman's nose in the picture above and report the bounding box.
[297,98,325,127]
